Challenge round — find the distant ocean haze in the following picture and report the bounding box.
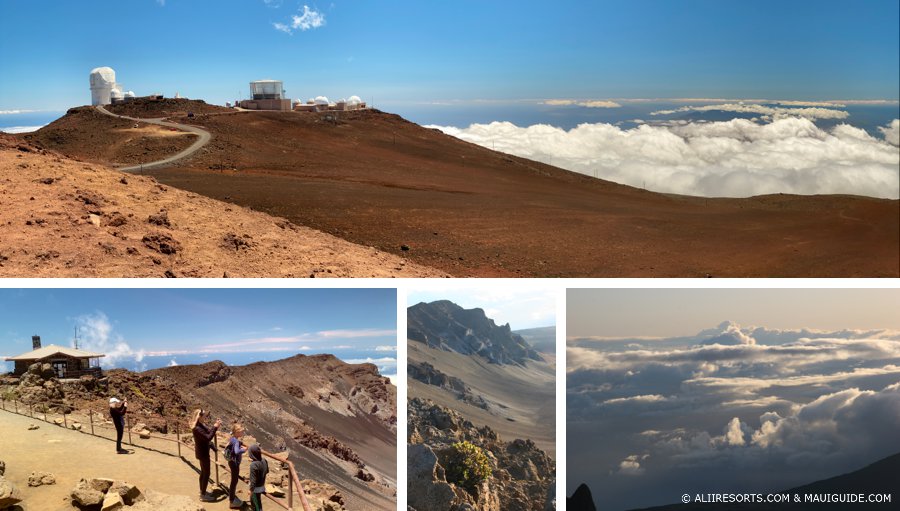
[0,110,66,133]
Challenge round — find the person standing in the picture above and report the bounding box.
[248,444,269,511]
[108,397,128,454]
[190,409,222,503]
[227,423,248,509]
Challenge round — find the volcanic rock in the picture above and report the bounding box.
[0,476,22,509]
[27,471,56,487]
[408,301,542,366]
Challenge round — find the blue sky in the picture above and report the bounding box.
[1,0,898,111]
[407,283,557,330]
[0,288,397,372]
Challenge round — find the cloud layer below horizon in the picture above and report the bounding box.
[568,321,900,511]
[431,117,900,198]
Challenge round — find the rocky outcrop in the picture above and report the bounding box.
[408,301,542,366]
[300,479,347,511]
[407,398,554,511]
[408,361,490,410]
[15,362,65,405]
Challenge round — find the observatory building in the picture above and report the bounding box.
[238,80,292,111]
[89,67,136,106]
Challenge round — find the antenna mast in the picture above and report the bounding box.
[74,326,79,350]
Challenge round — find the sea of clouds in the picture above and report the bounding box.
[567,321,900,511]
[431,115,900,198]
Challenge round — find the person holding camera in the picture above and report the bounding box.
[108,397,128,454]
[190,409,222,502]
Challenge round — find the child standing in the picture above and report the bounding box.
[248,444,269,511]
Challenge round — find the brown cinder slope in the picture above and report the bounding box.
[0,134,445,277]
[148,355,397,511]
[26,107,900,277]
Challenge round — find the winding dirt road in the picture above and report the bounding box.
[96,105,211,171]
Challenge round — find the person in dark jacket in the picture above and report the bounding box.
[248,444,269,511]
[190,408,222,502]
[227,423,248,509]
[108,397,128,454]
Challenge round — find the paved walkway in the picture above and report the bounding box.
[95,105,212,172]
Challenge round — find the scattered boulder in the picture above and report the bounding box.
[27,471,56,487]
[142,233,181,255]
[106,212,128,227]
[27,424,39,430]
[53,418,64,426]
[0,476,22,509]
[138,429,151,440]
[0,461,4,476]
[108,480,143,505]
[147,210,170,227]
[101,491,125,511]
[71,479,105,507]
[71,422,83,431]
[265,483,285,498]
[72,478,152,509]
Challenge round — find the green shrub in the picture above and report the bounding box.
[444,441,492,495]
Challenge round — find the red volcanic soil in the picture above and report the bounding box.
[27,107,900,277]
[24,106,198,166]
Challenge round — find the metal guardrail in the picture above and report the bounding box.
[0,396,312,511]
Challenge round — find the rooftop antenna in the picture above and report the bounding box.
[73,326,80,350]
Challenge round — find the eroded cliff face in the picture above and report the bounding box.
[408,301,542,366]
[407,398,555,511]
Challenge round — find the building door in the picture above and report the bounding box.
[52,361,66,378]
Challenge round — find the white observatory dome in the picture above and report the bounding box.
[110,88,124,100]
[314,96,330,105]
[124,91,136,98]
[90,67,116,87]
[347,95,362,105]
[89,66,118,106]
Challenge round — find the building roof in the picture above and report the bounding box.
[4,344,105,361]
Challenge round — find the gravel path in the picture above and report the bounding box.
[96,105,211,172]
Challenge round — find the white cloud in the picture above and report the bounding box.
[168,358,178,367]
[431,117,900,198]
[262,0,283,7]
[74,312,145,369]
[879,119,900,146]
[0,109,38,115]
[618,454,646,475]
[543,99,622,108]
[375,345,397,352]
[274,5,325,34]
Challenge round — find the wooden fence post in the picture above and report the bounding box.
[43,407,47,422]
[288,475,293,509]
[63,411,68,428]
[127,416,133,446]
[14,399,18,414]
[213,436,220,486]
[176,422,181,458]
[90,409,95,435]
